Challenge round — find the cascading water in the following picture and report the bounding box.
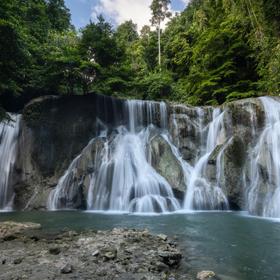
[183,108,229,210]
[48,100,180,213]
[0,114,21,210]
[87,127,180,213]
[247,96,280,217]
[48,98,232,213]
[3,94,280,216]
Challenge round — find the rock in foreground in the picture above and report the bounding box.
[0,223,185,280]
[0,221,41,240]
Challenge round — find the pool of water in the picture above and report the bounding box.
[0,211,280,280]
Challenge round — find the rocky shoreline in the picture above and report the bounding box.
[0,221,187,280]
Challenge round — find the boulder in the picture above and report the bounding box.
[0,221,41,240]
[206,136,246,209]
[150,135,186,200]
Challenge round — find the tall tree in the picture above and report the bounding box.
[150,0,171,69]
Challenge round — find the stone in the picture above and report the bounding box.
[13,258,23,265]
[103,250,117,261]
[60,263,73,274]
[49,247,61,255]
[158,250,182,267]
[0,222,41,240]
[156,261,169,272]
[158,234,168,241]
[196,270,217,280]
[92,250,99,257]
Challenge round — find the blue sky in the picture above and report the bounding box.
[65,0,189,31]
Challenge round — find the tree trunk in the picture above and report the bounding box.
[158,21,161,70]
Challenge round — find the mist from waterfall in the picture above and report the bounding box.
[0,115,21,210]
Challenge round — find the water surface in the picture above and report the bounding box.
[0,211,279,280]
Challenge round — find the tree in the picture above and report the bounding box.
[79,16,121,67]
[115,20,138,48]
[150,0,171,69]
[46,0,72,31]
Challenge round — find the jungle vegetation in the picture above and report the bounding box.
[1,0,280,112]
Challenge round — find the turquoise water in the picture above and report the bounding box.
[0,211,280,280]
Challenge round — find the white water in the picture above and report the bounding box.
[48,99,232,213]
[184,108,229,210]
[247,97,280,217]
[0,114,21,210]
[87,127,180,213]
[48,101,180,213]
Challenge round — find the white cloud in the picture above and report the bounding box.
[180,0,190,5]
[91,0,176,32]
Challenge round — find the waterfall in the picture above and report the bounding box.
[0,114,21,210]
[184,108,229,210]
[48,100,180,213]
[87,127,180,213]
[48,98,231,213]
[247,97,280,217]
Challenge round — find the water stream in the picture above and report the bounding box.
[247,96,280,217]
[0,115,21,210]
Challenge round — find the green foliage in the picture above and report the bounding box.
[162,0,274,105]
[80,16,122,67]
[150,0,172,26]
[0,0,73,111]
[1,0,280,111]
[139,71,173,100]
[115,20,138,48]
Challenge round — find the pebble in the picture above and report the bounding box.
[158,234,168,241]
[13,258,23,265]
[49,247,61,255]
[92,250,99,256]
[197,270,217,280]
[60,263,73,274]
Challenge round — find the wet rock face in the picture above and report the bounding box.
[150,135,186,200]
[168,105,209,164]
[22,95,125,177]
[50,137,106,210]
[223,98,265,145]
[0,224,185,280]
[13,95,126,210]
[206,136,246,210]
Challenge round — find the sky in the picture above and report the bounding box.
[65,0,190,31]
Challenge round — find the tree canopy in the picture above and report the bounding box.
[1,0,280,113]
